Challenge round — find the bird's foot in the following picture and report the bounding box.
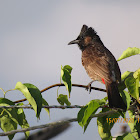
[86,81,93,94]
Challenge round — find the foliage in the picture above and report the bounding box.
[77,47,140,140]
[0,47,139,140]
[61,65,72,97]
[57,94,71,106]
[117,47,140,61]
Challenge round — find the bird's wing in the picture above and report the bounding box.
[82,45,115,83]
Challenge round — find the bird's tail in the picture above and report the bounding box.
[106,82,127,110]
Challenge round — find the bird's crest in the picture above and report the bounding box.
[80,24,97,38]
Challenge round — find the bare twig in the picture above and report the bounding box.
[0,105,83,109]
[0,110,116,136]
[14,83,106,103]
[0,105,128,112]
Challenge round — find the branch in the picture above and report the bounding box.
[0,105,130,112]
[0,110,116,136]
[0,105,84,109]
[14,83,106,103]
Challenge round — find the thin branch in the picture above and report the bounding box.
[0,105,84,109]
[0,105,128,112]
[14,83,106,103]
[0,110,116,136]
[40,83,106,93]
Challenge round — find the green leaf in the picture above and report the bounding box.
[0,98,15,106]
[97,97,108,106]
[78,99,107,132]
[16,103,30,139]
[119,71,134,91]
[1,114,17,140]
[97,108,112,140]
[42,98,50,117]
[63,65,72,73]
[97,108,120,140]
[116,133,135,140]
[125,77,139,102]
[0,98,18,140]
[117,47,140,61]
[128,110,140,139]
[133,68,140,80]
[121,71,133,81]
[77,105,88,126]
[0,98,18,124]
[61,65,72,97]
[83,98,106,133]
[15,82,42,118]
[78,100,100,128]
[120,90,131,110]
[57,94,71,106]
[83,117,92,133]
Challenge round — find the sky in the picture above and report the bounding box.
[0,0,140,140]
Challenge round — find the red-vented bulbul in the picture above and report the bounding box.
[68,25,126,110]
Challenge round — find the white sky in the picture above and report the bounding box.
[0,1,140,140]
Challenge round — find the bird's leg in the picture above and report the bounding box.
[86,81,93,94]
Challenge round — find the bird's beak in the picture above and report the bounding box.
[68,39,79,45]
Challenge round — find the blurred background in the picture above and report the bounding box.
[0,0,140,139]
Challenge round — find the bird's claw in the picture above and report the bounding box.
[86,81,93,94]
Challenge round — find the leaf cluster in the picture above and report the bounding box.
[0,47,139,140]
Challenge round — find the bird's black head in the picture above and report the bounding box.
[68,25,97,51]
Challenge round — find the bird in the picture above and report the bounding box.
[68,24,126,110]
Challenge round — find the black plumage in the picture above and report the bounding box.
[68,25,126,110]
